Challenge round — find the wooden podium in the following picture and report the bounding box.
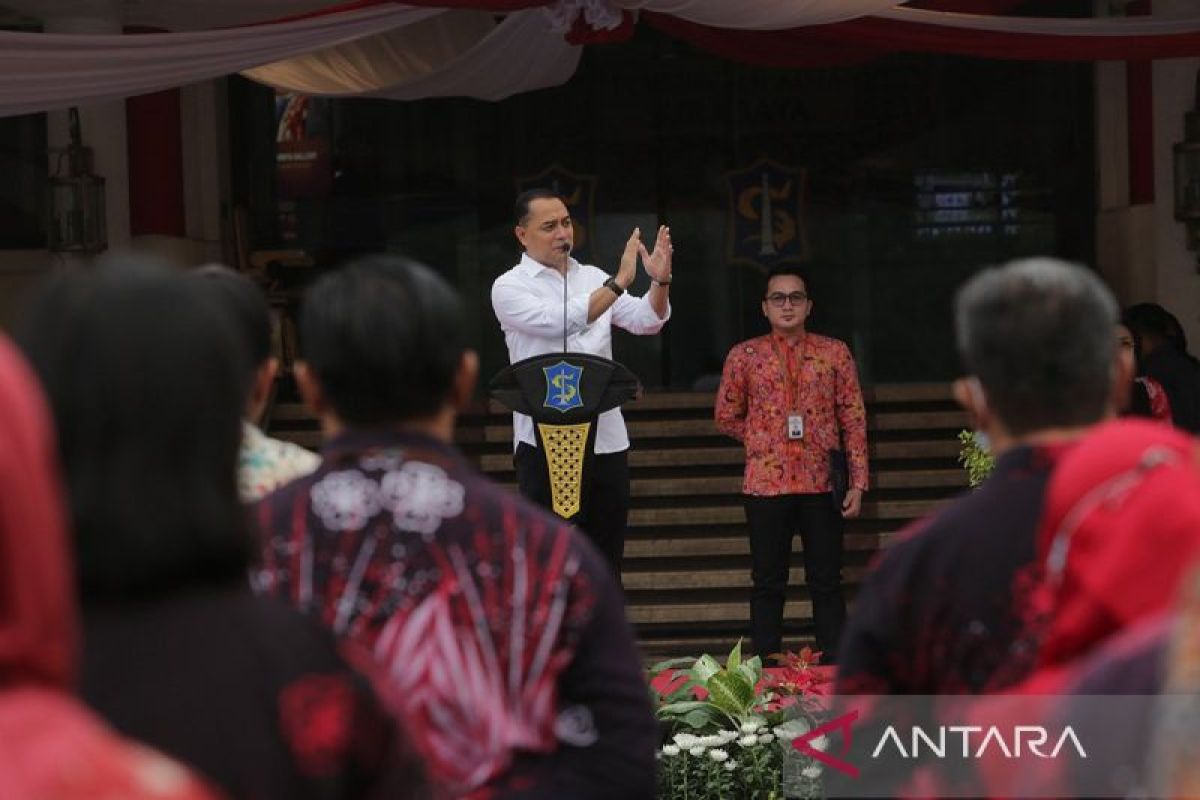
[489,353,639,522]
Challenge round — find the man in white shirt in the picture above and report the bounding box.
[491,188,673,575]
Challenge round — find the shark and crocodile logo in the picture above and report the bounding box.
[543,361,584,413]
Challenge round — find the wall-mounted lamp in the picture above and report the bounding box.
[47,107,106,255]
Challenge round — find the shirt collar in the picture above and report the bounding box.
[769,330,807,349]
[518,252,577,279]
[321,427,466,468]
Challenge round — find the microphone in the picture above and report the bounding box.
[560,242,571,353]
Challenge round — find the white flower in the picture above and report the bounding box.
[758,733,775,744]
[698,735,726,748]
[802,764,824,779]
[740,719,763,734]
[708,749,729,762]
[738,735,759,748]
[673,733,699,749]
[773,718,812,742]
[662,745,680,757]
[717,730,739,744]
[689,746,705,757]
[808,734,829,752]
[724,761,737,772]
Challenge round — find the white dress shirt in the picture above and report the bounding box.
[491,252,670,454]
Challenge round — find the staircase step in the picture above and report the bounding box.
[623,565,869,591]
[629,600,812,625]
[276,388,960,425]
[482,411,967,444]
[627,499,938,527]
[640,634,819,662]
[475,439,961,473]
[498,469,965,498]
[624,532,892,559]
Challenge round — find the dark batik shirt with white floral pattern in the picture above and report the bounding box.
[253,429,656,800]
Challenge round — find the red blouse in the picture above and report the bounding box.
[715,332,869,496]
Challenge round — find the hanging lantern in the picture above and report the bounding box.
[47,107,106,254]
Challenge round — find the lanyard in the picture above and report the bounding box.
[769,334,805,414]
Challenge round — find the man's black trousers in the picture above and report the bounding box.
[744,493,846,660]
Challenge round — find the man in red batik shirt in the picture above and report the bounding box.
[715,266,868,662]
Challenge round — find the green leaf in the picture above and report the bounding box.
[736,662,761,689]
[663,678,704,703]
[707,671,756,716]
[692,654,722,684]
[648,655,696,674]
[726,638,743,672]
[680,707,721,729]
[657,700,711,716]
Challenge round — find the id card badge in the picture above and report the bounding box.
[787,414,804,440]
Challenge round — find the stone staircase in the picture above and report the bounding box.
[267,384,969,660]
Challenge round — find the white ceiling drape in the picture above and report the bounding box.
[5,1,1200,118]
[243,8,581,101]
[0,5,438,117]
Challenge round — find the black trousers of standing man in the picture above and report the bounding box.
[744,493,846,661]
[513,443,630,581]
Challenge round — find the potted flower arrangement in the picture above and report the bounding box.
[648,641,829,799]
[957,429,995,487]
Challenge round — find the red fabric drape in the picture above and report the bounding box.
[645,11,1200,65]
[1127,0,1154,204]
[126,89,186,238]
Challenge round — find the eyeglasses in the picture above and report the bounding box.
[765,291,808,307]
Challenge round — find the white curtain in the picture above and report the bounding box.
[0,0,352,31]
[0,5,438,117]
[244,8,581,101]
[365,9,581,101]
[7,0,1200,118]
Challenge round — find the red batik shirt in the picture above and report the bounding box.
[715,332,868,496]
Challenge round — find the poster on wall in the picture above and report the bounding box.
[515,165,597,264]
[725,158,810,271]
[275,92,332,201]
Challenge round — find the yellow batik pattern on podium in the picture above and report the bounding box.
[537,422,591,519]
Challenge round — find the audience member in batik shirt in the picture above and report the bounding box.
[190,264,320,501]
[837,258,1128,694]
[254,255,658,800]
[16,259,423,800]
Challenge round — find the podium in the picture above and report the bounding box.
[489,353,640,522]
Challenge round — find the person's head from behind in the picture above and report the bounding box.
[296,255,477,437]
[761,266,812,337]
[189,264,277,425]
[953,258,1122,450]
[1124,302,1186,359]
[15,256,252,602]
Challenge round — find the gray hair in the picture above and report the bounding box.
[954,257,1118,436]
